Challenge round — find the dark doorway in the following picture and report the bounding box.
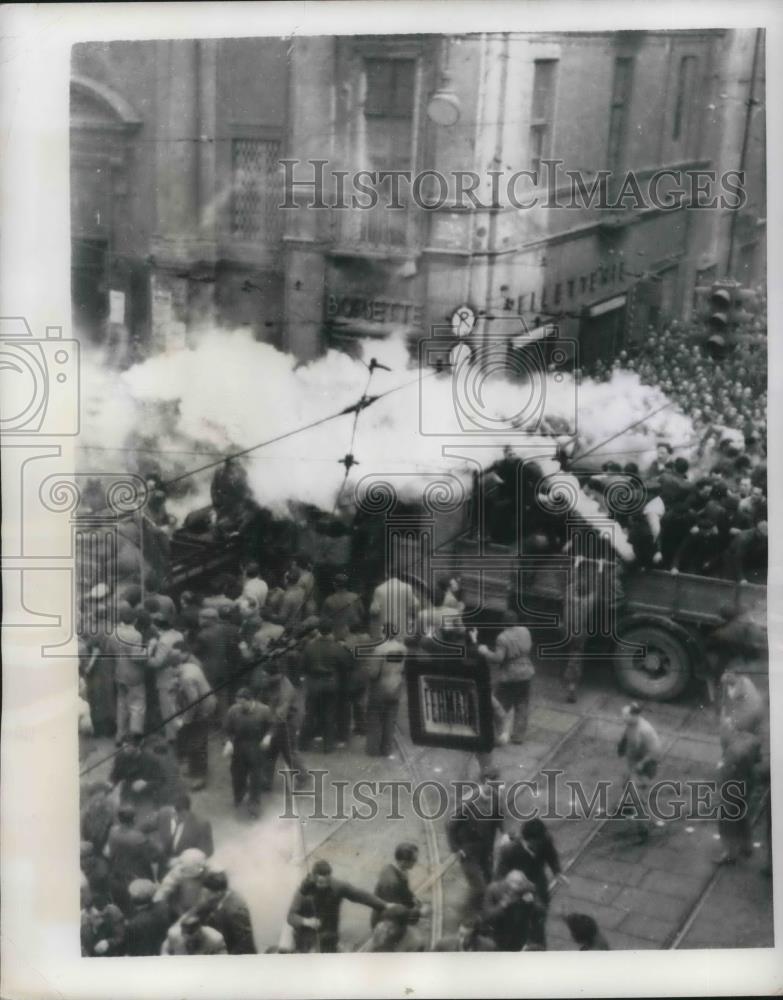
[579,304,626,368]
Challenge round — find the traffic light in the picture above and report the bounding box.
[693,281,764,359]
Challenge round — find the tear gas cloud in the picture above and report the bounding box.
[78,327,695,531]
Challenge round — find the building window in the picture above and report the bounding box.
[607,57,634,173]
[529,59,558,175]
[672,55,697,142]
[360,58,417,247]
[231,137,283,242]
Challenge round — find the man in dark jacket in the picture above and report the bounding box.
[223,687,274,818]
[81,888,126,956]
[446,770,506,914]
[287,859,390,953]
[299,621,352,753]
[254,659,304,786]
[104,804,158,912]
[198,869,257,954]
[480,872,546,951]
[109,734,166,805]
[371,842,421,929]
[154,793,214,862]
[124,879,171,956]
[494,818,566,905]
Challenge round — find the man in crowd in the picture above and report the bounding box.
[103,803,158,912]
[198,868,257,954]
[495,818,567,906]
[364,632,407,758]
[321,572,363,640]
[617,703,662,843]
[286,859,391,953]
[223,686,274,818]
[480,871,546,951]
[241,562,269,609]
[446,769,507,915]
[124,879,171,956]
[109,734,166,806]
[172,641,217,791]
[147,608,185,744]
[477,610,535,744]
[370,570,420,641]
[371,842,422,929]
[103,601,147,744]
[155,792,214,862]
[162,912,227,955]
[81,887,126,957]
[299,619,351,754]
[255,658,304,787]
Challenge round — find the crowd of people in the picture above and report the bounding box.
[78,305,769,956]
[581,310,767,582]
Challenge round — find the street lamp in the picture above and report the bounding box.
[427,36,461,126]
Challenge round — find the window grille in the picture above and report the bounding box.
[231,137,283,241]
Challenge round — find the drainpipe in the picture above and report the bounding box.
[727,27,762,278]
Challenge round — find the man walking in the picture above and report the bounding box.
[446,769,507,915]
[223,687,274,818]
[617,703,661,842]
[147,611,184,743]
[481,871,546,951]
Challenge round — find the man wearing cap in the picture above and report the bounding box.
[147,611,185,743]
[198,869,256,954]
[162,912,227,955]
[193,606,234,716]
[287,859,390,953]
[223,687,274,817]
[103,602,148,745]
[154,847,208,919]
[124,879,171,956]
[299,620,352,754]
[477,611,535,744]
[617,703,661,842]
[480,871,546,951]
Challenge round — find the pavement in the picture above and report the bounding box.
[80,656,773,952]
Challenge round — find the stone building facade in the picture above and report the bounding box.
[70,29,765,363]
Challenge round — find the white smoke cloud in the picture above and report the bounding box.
[78,327,697,544]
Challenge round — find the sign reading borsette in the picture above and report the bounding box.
[405,655,494,752]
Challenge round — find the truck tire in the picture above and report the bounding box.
[613,621,692,701]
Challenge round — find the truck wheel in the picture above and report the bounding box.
[613,623,692,701]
